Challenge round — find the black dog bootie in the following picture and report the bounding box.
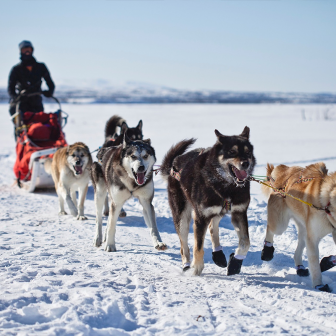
[296,265,309,277]
[320,255,336,272]
[227,253,243,275]
[212,250,227,268]
[261,245,275,261]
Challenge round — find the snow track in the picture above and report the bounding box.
[1,104,336,335]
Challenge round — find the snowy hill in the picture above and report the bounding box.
[1,82,336,104]
[0,104,336,335]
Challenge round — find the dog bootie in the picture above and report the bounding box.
[212,250,227,268]
[119,208,127,218]
[320,255,336,272]
[183,263,190,272]
[261,242,274,261]
[315,284,332,293]
[296,265,309,277]
[227,253,243,275]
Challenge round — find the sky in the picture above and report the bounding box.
[1,0,335,93]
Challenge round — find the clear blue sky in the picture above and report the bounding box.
[1,0,335,92]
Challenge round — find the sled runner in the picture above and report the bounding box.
[11,92,68,192]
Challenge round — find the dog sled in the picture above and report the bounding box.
[11,92,68,192]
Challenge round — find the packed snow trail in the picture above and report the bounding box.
[0,104,336,335]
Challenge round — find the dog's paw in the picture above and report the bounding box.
[93,236,102,247]
[155,242,168,251]
[212,250,227,268]
[227,253,243,276]
[192,263,204,276]
[261,245,274,261]
[105,244,116,252]
[59,211,68,216]
[315,284,332,293]
[76,215,88,220]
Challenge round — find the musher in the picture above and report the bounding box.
[8,40,55,117]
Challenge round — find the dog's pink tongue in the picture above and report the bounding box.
[137,172,145,185]
[234,168,247,180]
[75,165,83,174]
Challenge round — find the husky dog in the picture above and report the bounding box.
[103,115,143,147]
[91,135,167,252]
[45,142,92,220]
[100,115,143,217]
[261,162,336,292]
[161,127,256,276]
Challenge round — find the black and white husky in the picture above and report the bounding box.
[91,135,167,252]
[101,115,143,217]
[161,127,256,276]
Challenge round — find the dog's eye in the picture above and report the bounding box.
[80,154,84,157]
[143,154,148,159]
[228,150,237,156]
[131,155,137,159]
[72,154,76,157]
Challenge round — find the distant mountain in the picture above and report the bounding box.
[1,83,336,104]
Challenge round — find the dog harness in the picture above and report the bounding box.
[251,175,331,215]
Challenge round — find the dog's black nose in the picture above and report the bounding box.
[241,161,249,169]
[76,160,81,165]
[138,165,145,172]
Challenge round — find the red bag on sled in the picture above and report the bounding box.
[14,111,67,181]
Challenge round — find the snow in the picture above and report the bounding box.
[1,104,336,335]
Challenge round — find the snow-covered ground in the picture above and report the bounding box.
[1,104,336,335]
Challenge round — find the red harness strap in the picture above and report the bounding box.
[170,168,183,181]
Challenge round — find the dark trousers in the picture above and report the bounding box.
[9,95,44,117]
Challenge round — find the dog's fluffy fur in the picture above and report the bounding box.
[91,135,167,252]
[45,142,92,219]
[261,162,336,291]
[161,127,256,276]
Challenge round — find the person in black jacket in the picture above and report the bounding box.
[8,40,55,117]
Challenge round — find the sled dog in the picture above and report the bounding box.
[103,115,143,147]
[91,135,167,252]
[261,162,336,292]
[99,115,143,217]
[161,127,256,276]
[45,142,92,220]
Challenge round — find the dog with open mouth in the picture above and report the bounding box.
[45,142,92,220]
[91,134,167,252]
[160,127,255,276]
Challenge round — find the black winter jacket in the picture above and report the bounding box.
[8,57,55,99]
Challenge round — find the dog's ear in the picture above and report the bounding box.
[123,132,131,148]
[66,145,70,154]
[240,126,250,140]
[121,122,128,134]
[214,129,227,143]
[136,120,143,131]
[142,138,151,146]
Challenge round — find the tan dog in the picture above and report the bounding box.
[45,142,92,220]
[261,162,336,292]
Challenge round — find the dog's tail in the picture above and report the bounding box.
[261,163,275,197]
[105,115,127,140]
[160,139,196,181]
[44,158,53,175]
